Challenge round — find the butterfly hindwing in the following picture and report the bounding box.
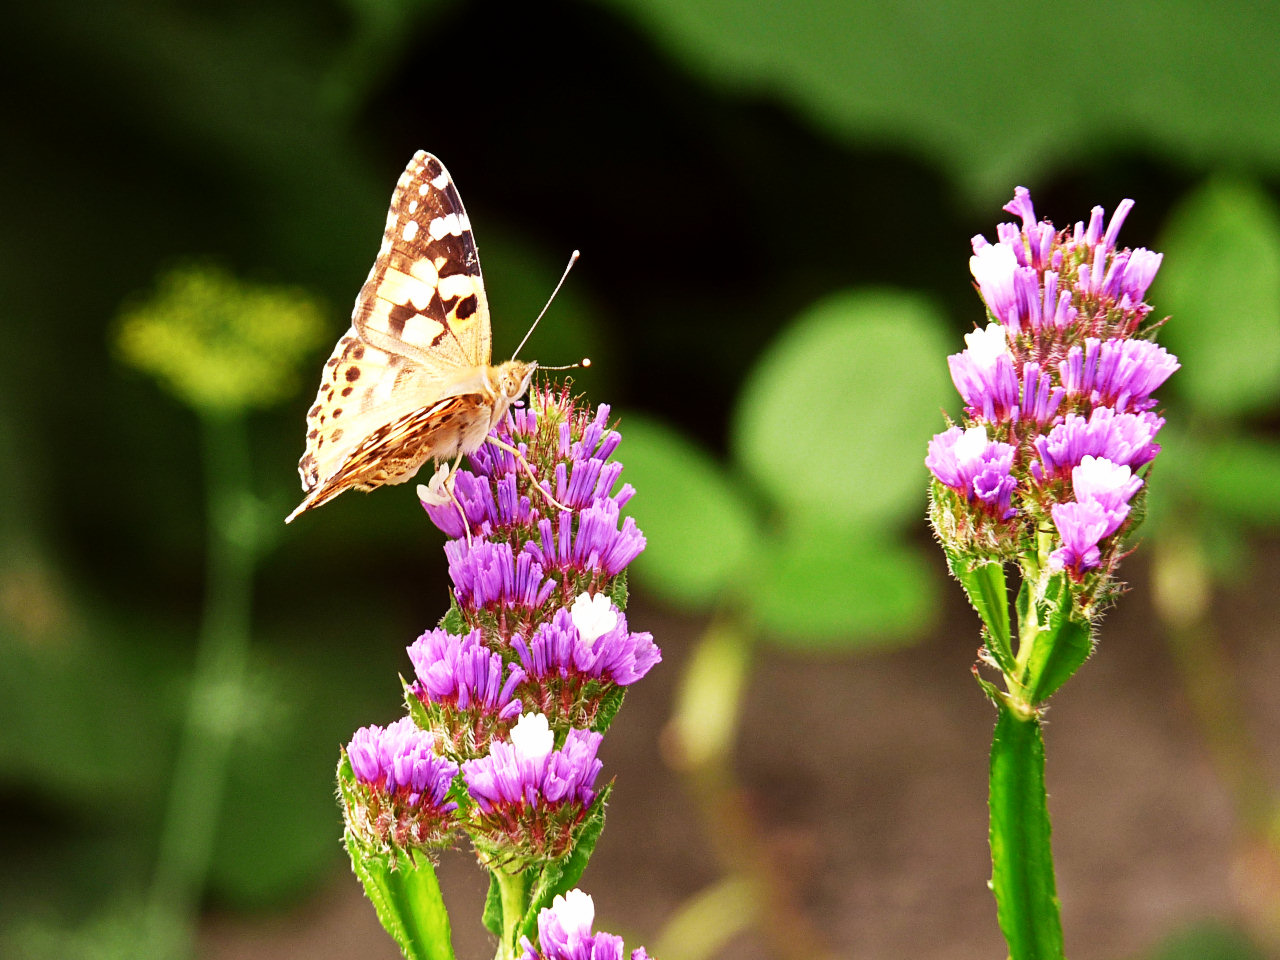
[353,151,492,375]
[294,393,492,516]
[296,327,436,491]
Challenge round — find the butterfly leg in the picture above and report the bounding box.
[445,453,473,547]
[484,437,571,512]
[417,460,473,546]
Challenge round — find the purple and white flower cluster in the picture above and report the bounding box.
[929,187,1178,582]
[520,890,651,960]
[340,385,660,875]
[344,717,460,849]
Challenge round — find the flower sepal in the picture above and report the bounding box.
[1015,571,1096,706]
[515,785,613,949]
[945,552,1015,676]
[590,685,627,734]
[338,756,459,960]
[479,784,613,959]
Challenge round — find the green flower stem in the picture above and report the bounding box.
[988,698,1065,960]
[494,868,532,960]
[148,411,258,953]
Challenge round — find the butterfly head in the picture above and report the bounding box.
[493,359,538,403]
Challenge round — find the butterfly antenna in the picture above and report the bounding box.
[512,250,579,360]
[540,357,591,371]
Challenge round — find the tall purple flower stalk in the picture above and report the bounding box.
[337,383,659,959]
[929,187,1177,591]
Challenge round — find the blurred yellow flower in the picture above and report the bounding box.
[116,263,327,415]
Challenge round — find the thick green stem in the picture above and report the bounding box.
[149,411,258,954]
[989,701,1065,960]
[494,869,531,960]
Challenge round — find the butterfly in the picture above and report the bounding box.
[286,152,537,523]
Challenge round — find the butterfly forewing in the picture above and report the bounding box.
[288,152,506,524]
[353,151,492,374]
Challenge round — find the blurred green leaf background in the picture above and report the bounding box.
[4,1,1280,959]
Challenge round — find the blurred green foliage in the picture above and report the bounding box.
[1147,180,1280,548]
[3,0,1280,956]
[623,290,948,647]
[598,0,1280,198]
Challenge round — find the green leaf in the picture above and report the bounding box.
[1022,573,1094,705]
[339,758,456,960]
[947,555,1013,674]
[748,519,934,649]
[731,289,951,530]
[608,570,629,611]
[1158,179,1280,417]
[440,598,465,635]
[405,676,432,729]
[481,874,504,940]
[988,703,1065,960]
[615,415,759,607]
[518,785,612,944]
[591,685,627,734]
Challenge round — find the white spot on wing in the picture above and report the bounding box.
[431,171,450,189]
[402,220,419,242]
[408,259,439,284]
[438,274,474,300]
[408,200,419,213]
[428,214,461,240]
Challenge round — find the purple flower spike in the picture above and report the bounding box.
[933,185,1175,597]
[343,717,459,849]
[461,714,604,862]
[948,323,1020,421]
[1059,338,1180,413]
[512,597,661,726]
[519,890,653,960]
[408,628,525,756]
[926,425,1018,520]
[1033,408,1164,482]
[446,539,556,612]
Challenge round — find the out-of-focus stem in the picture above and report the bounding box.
[660,616,836,960]
[1153,530,1271,832]
[1153,529,1280,942]
[148,411,258,956]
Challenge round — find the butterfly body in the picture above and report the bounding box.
[286,152,533,524]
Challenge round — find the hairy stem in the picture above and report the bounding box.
[988,701,1065,960]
